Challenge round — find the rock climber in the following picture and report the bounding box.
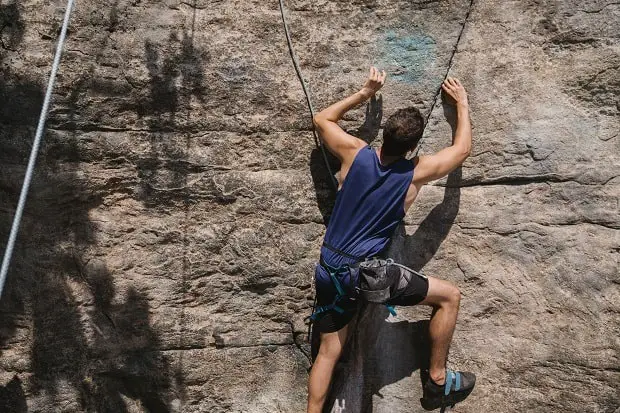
[307,67,475,412]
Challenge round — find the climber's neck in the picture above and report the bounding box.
[377,146,404,166]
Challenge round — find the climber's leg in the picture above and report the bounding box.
[418,277,461,385]
[307,324,349,413]
[411,277,476,410]
[380,263,463,385]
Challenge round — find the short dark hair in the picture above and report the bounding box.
[382,107,425,156]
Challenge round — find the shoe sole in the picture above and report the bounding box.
[420,386,475,411]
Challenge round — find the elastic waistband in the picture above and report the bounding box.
[319,255,361,272]
[321,241,366,262]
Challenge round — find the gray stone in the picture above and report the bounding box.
[0,0,618,412]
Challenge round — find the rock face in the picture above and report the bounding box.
[0,0,618,412]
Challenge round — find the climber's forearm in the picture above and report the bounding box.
[312,68,385,162]
[452,102,472,154]
[314,90,370,124]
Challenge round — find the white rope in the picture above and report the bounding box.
[0,0,76,299]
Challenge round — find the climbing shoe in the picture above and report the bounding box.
[420,368,476,411]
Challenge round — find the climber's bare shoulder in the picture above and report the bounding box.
[313,117,366,165]
[313,117,367,188]
[404,155,441,212]
[335,135,366,190]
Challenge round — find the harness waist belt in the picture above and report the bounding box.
[319,255,362,272]
[321,241,367,262]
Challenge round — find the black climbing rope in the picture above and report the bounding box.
[278,0,342,361]
[417,0,475,156]
[278,0,339,191]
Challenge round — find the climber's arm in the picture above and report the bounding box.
[413,78,472,185]
[313,67,386,163]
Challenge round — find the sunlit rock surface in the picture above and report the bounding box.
[0,0,618,412]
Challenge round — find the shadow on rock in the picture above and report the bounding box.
[0,375,27,412]
[21,150,179,412]
[310,146,340,225]
[388,167,462,272]
[351,94,383,145]
[0,6,181,409]
[136,26,209,208]
[85,288,175,413]
[324,304,431,413]
[0,2,25,53]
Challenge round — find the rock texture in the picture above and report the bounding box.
[0,0,618,412]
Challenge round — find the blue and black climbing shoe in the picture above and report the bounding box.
[420,369,476,411]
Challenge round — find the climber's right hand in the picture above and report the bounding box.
[441,77,469,107]
[360,66,386,99]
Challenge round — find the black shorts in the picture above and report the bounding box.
[313,259,429,333]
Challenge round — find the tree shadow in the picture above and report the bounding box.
[309,95,383,225]
[0,3,179,410]
[85,288,175,413]
[0,0,44,381]
[1,115,178,411]
[0,376,27,413]
[323,99,463,412]
[135,7,208,208]
[0,2,24,52]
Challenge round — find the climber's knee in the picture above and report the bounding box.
[447,283,461,308]
[420,277,461,309]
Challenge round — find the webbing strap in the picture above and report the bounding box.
[311,302,345,318]
[322,241,366,261]
[445,369,456,396]
[328,271,345,297]
[310,295,345,320]
[309,259,356,321]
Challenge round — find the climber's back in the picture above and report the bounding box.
[321,145,414,268]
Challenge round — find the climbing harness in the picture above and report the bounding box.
[309,244,414,323]
[308,258,354,321]
[0,0,76,299]
[310,241,366,322]
[305,244,364,345]
[357,257,426,313]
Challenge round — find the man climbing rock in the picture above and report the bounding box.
[307,67,475,412]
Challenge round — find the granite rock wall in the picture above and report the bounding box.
[0,0,618,412]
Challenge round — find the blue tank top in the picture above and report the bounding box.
[321,145,414,267]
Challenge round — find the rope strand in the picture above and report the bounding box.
[278,0,339,191]
[0,0,76,299]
